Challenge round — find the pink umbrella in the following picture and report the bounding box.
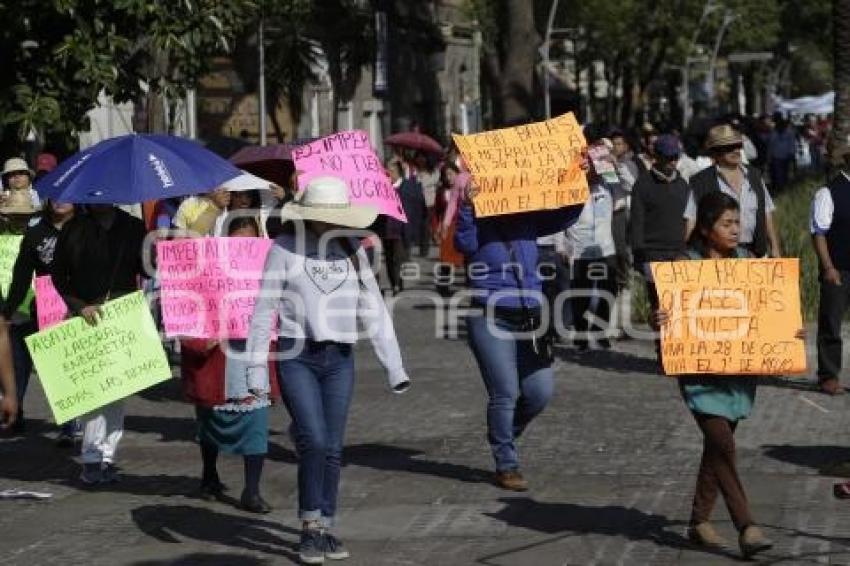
[385,132,443,155]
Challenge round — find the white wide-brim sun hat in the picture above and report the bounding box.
[281,175,378,229]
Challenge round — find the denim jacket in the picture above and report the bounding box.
[454,204,581,308]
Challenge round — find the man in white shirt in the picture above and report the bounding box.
[810,142,850,396]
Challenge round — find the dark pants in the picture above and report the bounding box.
[611,209,631,290]
[537,246,572,333]
[690,413,754,531]
[277,339,354,527]
[816,272,850,382]
[383,238,409,292]
[419,207,433,257]
[769,157,793,192]
[10,321,36,405]
[571,257,617,346]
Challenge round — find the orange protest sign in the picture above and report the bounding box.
[452,113,589,217]
[650,258,806,376]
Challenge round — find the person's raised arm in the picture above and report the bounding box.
[533,205,583,238]
[453,201,479,255]
[355,247,410,393]
[51,222,87,317]
[244,243,287,391]
[3,229,37,318]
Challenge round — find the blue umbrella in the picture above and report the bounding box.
[35,134,242,204]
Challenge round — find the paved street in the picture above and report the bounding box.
[2,258,850,566]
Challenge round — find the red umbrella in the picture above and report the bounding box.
[385,132,443,155]
[229,143,298,187]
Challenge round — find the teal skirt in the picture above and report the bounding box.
[195,406,269,455]
[679,377,757,422]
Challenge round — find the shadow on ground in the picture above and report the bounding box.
[124,414,197,443]
[265,441,492,484]
[343,443,492,484]
[133,553,274,566]
[478,497,739,563]
[132,504,299,562]
[0,429,80,482]
[555,346,660,375]
[763,444,850,477]
[138,378,186,403]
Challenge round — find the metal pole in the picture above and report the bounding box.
[186,89,197,139]
[682,0,718,128]
[542,0,560,119]
[258,17,268,146]
[705,11,736,111]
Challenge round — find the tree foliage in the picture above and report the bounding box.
[234,0,374,140]
[0,0,254,146]
[470,0,830,127]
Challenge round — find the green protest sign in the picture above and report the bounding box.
[0,235,33,316]
[25,291,171,424]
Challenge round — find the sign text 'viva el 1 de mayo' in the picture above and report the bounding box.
[650,258,806,376]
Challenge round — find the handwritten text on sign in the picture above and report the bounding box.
[25,291,171,424]
[157,237,272,339]
[293,130,407,222]
[452,113,589,217]
[650,258,806,376]
[34,275,68,329]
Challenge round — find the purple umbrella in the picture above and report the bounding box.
[229,144,299,187]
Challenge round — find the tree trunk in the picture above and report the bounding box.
[482,50,504,127]
[269,102,287,143]
[498,0,537,125]
[832,0,850,152]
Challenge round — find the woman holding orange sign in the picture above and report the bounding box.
[654,191,805,559]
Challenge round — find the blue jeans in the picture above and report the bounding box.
[465,313,554,472]
[277,339,355,526]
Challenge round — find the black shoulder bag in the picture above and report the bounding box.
[500,238,555,365]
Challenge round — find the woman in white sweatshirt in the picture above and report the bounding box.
[245,175,410,565]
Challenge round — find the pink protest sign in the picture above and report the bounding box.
[292,130,408,222]
[157,237,273,339]
[34,275,68,330]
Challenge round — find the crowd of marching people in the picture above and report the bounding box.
[0,107,847,563]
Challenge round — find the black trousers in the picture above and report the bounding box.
[384,238,409,292]
[611,209,631,290]
[817,271,850,381]
[571,256,617,346]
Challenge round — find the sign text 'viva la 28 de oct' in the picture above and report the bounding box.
[650,258,806,376]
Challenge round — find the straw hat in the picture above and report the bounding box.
[0,189,38,215]
[1,157,33,178]
[705,124,743,150]
[281,176,378,229]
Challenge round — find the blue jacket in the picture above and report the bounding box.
[454,204,582,308]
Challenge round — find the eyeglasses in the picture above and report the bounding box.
[717,144,743,153]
